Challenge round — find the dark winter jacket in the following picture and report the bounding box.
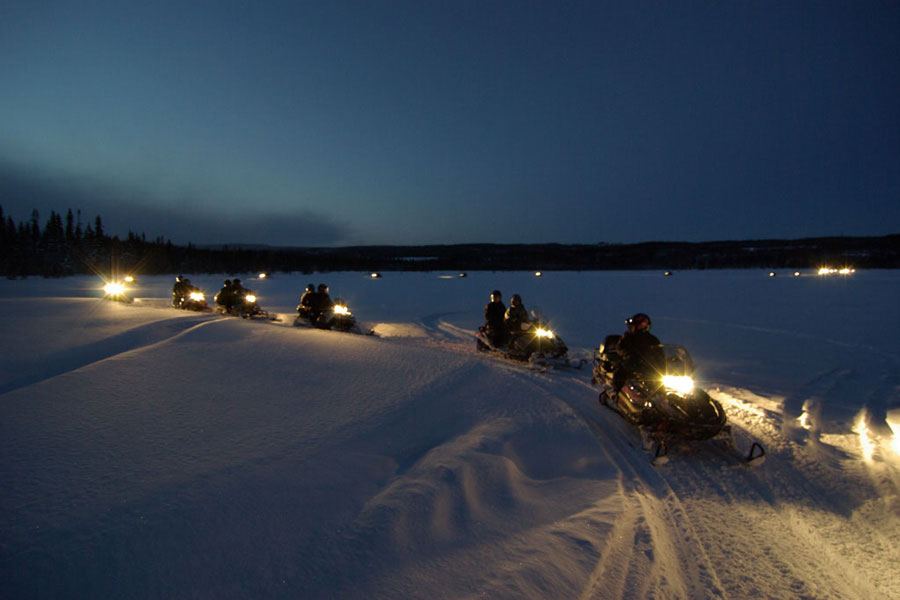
[312,292,334,313]
[616,330,665,376]
[484,300,506,328]
[215,284,235,308]
[504,303,529,334]
[172,280,190,305]
[299,290,315,310]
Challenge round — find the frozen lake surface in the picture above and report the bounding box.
[1,270,898,598]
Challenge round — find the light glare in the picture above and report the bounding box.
[662,375,694,395]
[104,282,125,295]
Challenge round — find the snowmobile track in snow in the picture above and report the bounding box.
[0,315,224,396]
[507,371,895,599]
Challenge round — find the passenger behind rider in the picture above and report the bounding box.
[297,283,316,319]
[215,279,235,312]
[504,294,530,338]
[484,290,507,346]
[613,313,666,392]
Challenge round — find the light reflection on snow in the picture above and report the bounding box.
[888,419,900,457]
[853,411,875,463]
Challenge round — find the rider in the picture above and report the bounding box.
[233,278,255,304]
[310,283,333,323]
[172,275,189,307]
[215,279,235,312]
[613,313,666,392]
[484,290,507,345]
[504,294,530,337]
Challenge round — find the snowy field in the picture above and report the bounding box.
[2,270,899,599]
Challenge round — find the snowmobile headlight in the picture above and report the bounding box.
[124,275,135,282]
[189,291,205,301]
[535,327,554,339]
[104,282,126,296]
[333,304,351,315]
[245,294,257,303]
[662,375,694,395]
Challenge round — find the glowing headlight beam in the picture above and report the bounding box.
[662,375,694,395]
[189,292,205,301]
[534,327,554,339]
[853,412,875,463]
[104,282,126,296]
[245,294,257,303]
[334,304,351,315]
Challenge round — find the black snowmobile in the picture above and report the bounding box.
[174,288,211,312]
[218,291,277,320]
[293,298,373,335]
[592,334,764,463]
[476,311,584,370]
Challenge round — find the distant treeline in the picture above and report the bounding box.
[2,205,899,278]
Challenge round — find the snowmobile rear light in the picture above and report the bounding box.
[662,375,694,395]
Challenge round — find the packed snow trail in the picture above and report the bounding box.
[516,370,900,599]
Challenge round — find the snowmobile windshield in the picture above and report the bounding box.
[529,308,547,323]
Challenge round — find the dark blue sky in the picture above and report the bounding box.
[2,1,898,246]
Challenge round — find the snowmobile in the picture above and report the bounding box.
[293,298,373,335]
[174,289,211,312]
[476,311,584,370]
[218,292,277,320]
[592,334,764,463]
[103,281,133,304]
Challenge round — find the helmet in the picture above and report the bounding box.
[511,294,522,306]
[176,275,183,282]
[491,290,502,301]
[317,284,328,293]
[306,283,315,292]
[233,279,242,287]
[224,279,232,286]
[626,313,651,333]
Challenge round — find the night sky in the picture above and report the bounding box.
[2,1,898,247]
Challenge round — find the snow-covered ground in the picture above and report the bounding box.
[2,270,898,599]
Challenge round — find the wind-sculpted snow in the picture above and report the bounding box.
[0,298,219,394]
[1,272,898,599]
